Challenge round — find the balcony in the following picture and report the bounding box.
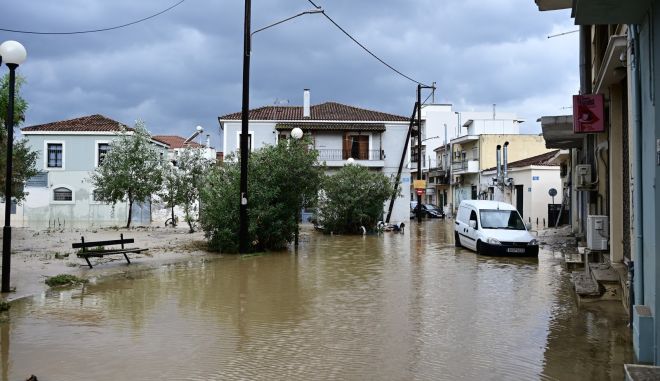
[451,160,479,174]
[316,149,385,167]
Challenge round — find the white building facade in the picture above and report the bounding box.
[13,114,169,229]
[219,92,411,224]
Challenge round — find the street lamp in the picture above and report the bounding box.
[290,127,303,247]
[346,157,355,165]
[0,40,27,293]
[239,3,322,253]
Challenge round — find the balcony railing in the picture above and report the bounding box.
[316,149,383,161]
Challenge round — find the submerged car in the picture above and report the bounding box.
[421,204,445,218]
[454,200,538,256]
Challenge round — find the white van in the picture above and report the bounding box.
[454,200,539,256]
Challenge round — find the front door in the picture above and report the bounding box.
[515,185,524,218]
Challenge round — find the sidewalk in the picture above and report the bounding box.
[0,225,214,302]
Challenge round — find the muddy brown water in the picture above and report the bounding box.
[1,220,631,380]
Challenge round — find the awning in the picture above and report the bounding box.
[594,35,627,94]
[538,115,583,149]
[275,122,385,132]
[534,0,571,11]
[573,0,651,25]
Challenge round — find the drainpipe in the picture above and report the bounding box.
[496,145,502,183]
[503,141,509,182]
[630,24,644,305]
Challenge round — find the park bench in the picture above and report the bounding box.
[72,234,148,269]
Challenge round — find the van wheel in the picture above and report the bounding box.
[454,231,462,247]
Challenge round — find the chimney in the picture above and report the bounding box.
[303,89,311,118]
[503,141,509,181]
[496,145,502,181]
[206,134,211,148]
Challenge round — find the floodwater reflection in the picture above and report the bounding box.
[1,221,631,380]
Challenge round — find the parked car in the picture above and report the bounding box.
[410,202,446,219]
[454,200,538,256]
[421,204,445,218]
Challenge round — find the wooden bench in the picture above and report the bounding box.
[72,234,148,268]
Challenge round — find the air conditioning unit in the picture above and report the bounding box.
[575,164,593,191]
[587,215,609,251]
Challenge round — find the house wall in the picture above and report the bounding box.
[482,167,562,228]
[478,135,552,171]
[221,120,410,224]
[222,121,277,155]
[20,132,167,229]
[636,9,660,364]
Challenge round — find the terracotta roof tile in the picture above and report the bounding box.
[275,122,386,132]
[21,114,132,132]
[218,102,408,122]
[152,135,204,149]
[484,150,560,171]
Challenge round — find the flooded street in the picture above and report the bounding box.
[1,220,631,380]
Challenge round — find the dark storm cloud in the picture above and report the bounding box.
[1,0,577,145]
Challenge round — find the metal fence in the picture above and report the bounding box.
[316,149,383,161]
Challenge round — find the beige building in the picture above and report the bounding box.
[481,150,564,228]
[450,133,553,213]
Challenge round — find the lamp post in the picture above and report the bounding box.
[238,3,322,253]
[0,40,27,293]
[290,127,303,247]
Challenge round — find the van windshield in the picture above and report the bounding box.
[479,209,526,230]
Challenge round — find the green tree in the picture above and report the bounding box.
[89,120,163,228]
[200,138,323,252]
[317,164,399,234]
[159,148,213,233]
[0,73,38,202]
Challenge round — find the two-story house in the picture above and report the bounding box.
[17,114,169,229]
[218,90,411,224]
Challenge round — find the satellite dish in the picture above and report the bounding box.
[548,188,557,197]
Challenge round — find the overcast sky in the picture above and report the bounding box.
[2,0,578,148]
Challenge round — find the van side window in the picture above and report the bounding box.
[469,210,478,228]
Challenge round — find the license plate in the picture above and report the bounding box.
[507,248,526,253]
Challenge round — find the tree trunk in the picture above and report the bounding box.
[185,204,194,233]
[171,205,176,227]
[126,198,133,229]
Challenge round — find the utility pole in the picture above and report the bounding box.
[239,0,251,253]
[416,84,423,223]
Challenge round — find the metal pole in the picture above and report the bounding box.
[239,0,251,254]
[2,64,17,293]
[416,84,422,223]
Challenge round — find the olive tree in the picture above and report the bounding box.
[317,164,399,234]
[200,138,323,252]
[89,120,163,228]
[158,148,212,232]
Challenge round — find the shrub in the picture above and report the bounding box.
[318,164,399,234]
[200,139,323,252]
[45,274,86,287]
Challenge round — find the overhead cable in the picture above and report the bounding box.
[0,0,186,35]
[306,0,430,87]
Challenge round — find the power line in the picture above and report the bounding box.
[0,0,186,35]
[547,29,579,39]
[306,0,430,87]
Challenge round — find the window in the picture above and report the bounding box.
[1,198,17,214]
[97,143,110,166]
[47,143,63,168]
[238,132,253,152]
[469,210,478,229]
[92,189,102,202]
[344,134,369,160]
[53,187,72,201]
